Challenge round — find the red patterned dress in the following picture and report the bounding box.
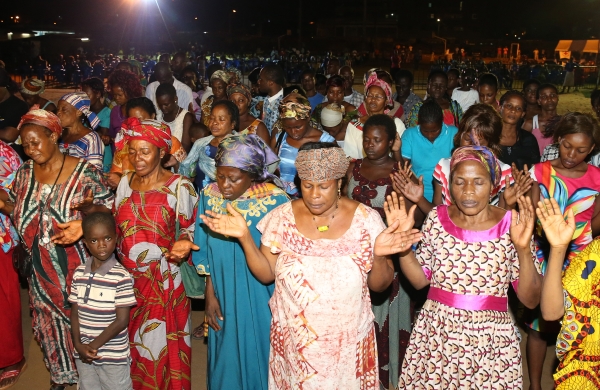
[114,174,198,390]
[257,202,385,389]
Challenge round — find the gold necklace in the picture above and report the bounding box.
[312,202,338,232]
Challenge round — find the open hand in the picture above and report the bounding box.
[509,196,535,250]
[199,203,249,238]
[51,220,83,245]
[391,133,402,153]
[383,192,417,232]
[536,197,575,249]
[165,240,200,263]
[391,170,424,204]
[374,219,423,256]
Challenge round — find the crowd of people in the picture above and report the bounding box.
[0,49,598,390]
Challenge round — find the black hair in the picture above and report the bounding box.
[455,104,503,156]
[418,99,444,124]
[81,77,105,92]
[181,66,198,78]
[375,70,393,86]
[315,74,327,87]
[447,68,460,78]
[248,67,261,84]
[552,112,600,148]
[126,97,157,117]
[117,61,133,72]
[261,64,286,86]
[299,141,341,152]
[499,90,527,112]
[211,100,240,131]
[189,121,209,140]
[0,68,9,88]
[394,69,414,84]
[478,73,498,90]
[591,89,600,109]
[301,68,316,78]
[537,83,558,99]
[428,70,448,82]
[364,114,396,142]
[206,64,223,80]
[461,68,477,80]
[283,85,307,98]
[522,79,541,91]
[82,212,117,238]
[156,83,177,99]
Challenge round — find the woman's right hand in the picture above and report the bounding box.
[51,220,83,245]
[200,203,249,238]
[104,172,122,189]
[205,289,223,331]
[536,198,575,249]
[383,192,417,233]
[374,219,423,256]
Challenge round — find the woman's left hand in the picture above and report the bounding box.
[383,192,417,233]
[374,219,423,256]
[509,196,535,250]
[163,155,178,168]
[165,240,200,263]
[51,220,83,245]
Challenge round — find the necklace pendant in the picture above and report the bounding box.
[317,225,329,232]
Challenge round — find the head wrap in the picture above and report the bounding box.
[60,92,100,130]
[363,68,383,86]
[450,146,502,193]
[17,108,62,135]
[365,73,393,108]
[226,83,252,101]
[320,103,344,127]
[115,117,172,152]
[216,134,283,188]
[226,67,242,82]
[279,100,311,120]
[210,70,231,84]
[20,78,45,95]
[295,146,349,182]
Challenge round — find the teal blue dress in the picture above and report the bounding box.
[193,182,290,390]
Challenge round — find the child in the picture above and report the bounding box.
[400,99,458,202]
[156,83,194,152]
[527,112,600,390]
[451,68,479,112]
[537,198,600,389]
[478,73,500,110]
[69,212,136,390]
[524,83,560,155]
[522,79,541,123]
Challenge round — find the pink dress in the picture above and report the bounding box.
[257,202,386,389]
[399,205,540,389]
[532,115,553,155]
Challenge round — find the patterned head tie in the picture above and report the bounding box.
[20,78,45,95]
[226,83,252,101]
[18,108,62,135]
[450,146,501,192]
[226,67,242,82]
[60,92,100,130]
[115,117,172,152]
[279,100,311,120]
[216,133,283,188]
[210,70,231,84]
[365,72,393,108]
[295,145,349,182]
[363,67,383,86]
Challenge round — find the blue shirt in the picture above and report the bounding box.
[307,92,324,113]
[401,124,458,202]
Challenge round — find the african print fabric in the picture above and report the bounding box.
[114,174,198,390]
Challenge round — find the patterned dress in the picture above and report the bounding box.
[527,161,600,332]
[348,159,411,390]
[10,159,114,384]
[114,174,198,390]
[399,206,540,389]
[193,182,289,390]
[59,131,104,169]
[553,238,600,389]
[257,202,386,389]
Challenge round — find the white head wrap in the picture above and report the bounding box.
[320,103,344,127]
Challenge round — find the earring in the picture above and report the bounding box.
[338,187,341,199]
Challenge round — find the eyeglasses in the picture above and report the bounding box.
[366,93,386,101]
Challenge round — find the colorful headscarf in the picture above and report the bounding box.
[226,83,252,101]
[210,70,231,84]
[17,108,62,135]
[60,92,100,130]
[226,67,242,83]
[20,78,45,95]
[365,73,393,108]
[363,68,383,86]
[279,100,311,120]
[321,103,344,127]
[216,134,283,188]
[115,117,172,152]
[450,146,502,192]
[295,146,349,182]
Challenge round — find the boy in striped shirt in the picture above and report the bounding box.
[69,212,136,389]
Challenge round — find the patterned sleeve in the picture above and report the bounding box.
[257,204,286,254]
[170,137,187,163]
[415,209,436,280]
[78,162,115,210]
[114,269,137,307]
[342,122,364,160]
[540,144,559,163]
[8,161,28,204]
[85,132,105,169]
[432,160,444,185]
[175,176,198,241]
[404,102,421,128]
[67,267,83,304]
[452,100,463,124]
[179,139,204,178]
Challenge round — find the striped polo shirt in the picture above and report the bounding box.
[68,255,136,365]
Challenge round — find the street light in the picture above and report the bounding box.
[437,18,441,34]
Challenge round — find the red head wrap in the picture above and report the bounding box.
[17,108,62,135]
[115,117,172,152]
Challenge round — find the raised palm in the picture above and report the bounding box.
[374,219,423,256]
[535,198,575,248]
[200,203,249,238]
[384,192,416,233]
[509,196,536,250]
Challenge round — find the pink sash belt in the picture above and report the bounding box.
[428,286,508,312]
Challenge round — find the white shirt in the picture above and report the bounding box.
[451,88,479,112]
[343,117,406,160]
[146,78,193,113]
